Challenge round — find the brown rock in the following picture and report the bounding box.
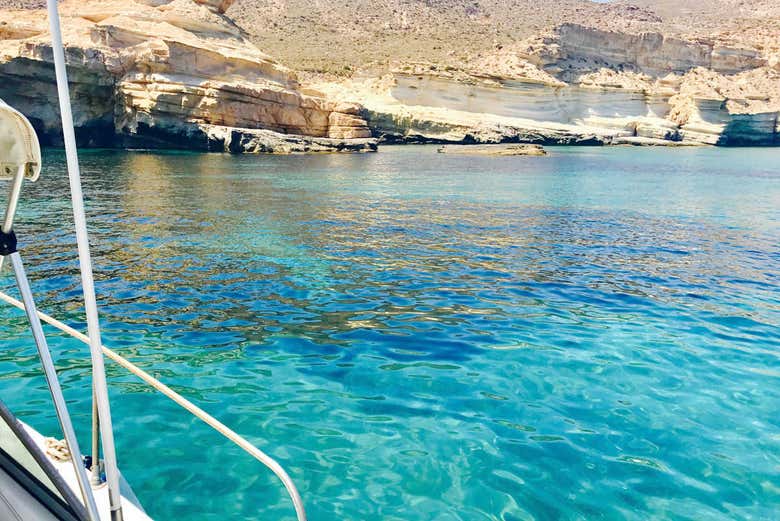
[193,0,234,14]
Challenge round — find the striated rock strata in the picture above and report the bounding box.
[309,22,778,147]
[0,0,376,153]
[482,24,779,145]
[308,76,625,146]
[534,23,768,77]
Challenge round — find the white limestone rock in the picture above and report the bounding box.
[0,0,374,152]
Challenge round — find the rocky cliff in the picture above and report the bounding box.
[538,23,767,77]
[308,21,779,147]
[514,23,780,145]
[1,0,776,150]
[0,0,376,153]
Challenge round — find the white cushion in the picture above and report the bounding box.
[0,99,41,182]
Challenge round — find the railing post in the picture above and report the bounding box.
[7,251,101,521]
[45,1,124,518]
[0,290,308,521]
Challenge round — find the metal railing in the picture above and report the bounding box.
[2,2,307,518]
[0,290,307,521]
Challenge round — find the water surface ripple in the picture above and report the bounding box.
[0,146,778,520]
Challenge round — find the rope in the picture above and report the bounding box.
[45,437,71,462]
[0,290,307,521]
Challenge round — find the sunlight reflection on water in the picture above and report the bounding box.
[0,145,778,520]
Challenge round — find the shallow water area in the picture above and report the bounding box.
[0,145,778,520]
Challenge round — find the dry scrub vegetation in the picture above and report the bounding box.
[224,0,779,73]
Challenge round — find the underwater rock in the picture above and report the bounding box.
[437,144,547,156]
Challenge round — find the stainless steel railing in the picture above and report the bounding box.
[0,290,307,521]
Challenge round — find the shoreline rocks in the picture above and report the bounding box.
[203,125,378,153]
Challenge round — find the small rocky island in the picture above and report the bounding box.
[438,144,547,156]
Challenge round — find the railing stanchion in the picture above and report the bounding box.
[44,1,124,518]
[0,290,308,521]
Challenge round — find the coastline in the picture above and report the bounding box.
[0,0,777,153]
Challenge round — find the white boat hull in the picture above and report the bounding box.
[20,422,152,521]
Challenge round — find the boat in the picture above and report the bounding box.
[0,2,306,520]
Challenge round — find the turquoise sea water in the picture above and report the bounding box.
[0,146,778,520]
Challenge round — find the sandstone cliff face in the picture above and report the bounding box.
[308,21,777,147]
[0,0,375,153]
[514,23,780,145]
[309,76,627,146]
[538,24,767,77]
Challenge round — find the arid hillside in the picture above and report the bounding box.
[225,0,654,73]
[2,0,776,74]
[224,0,779,74]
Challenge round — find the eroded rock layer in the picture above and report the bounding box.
[476,23,779,145]
[0,0,375,152]
[309,21,778,147]
[541,23,767,77]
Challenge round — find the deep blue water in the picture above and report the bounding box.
[0,146,778,520]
